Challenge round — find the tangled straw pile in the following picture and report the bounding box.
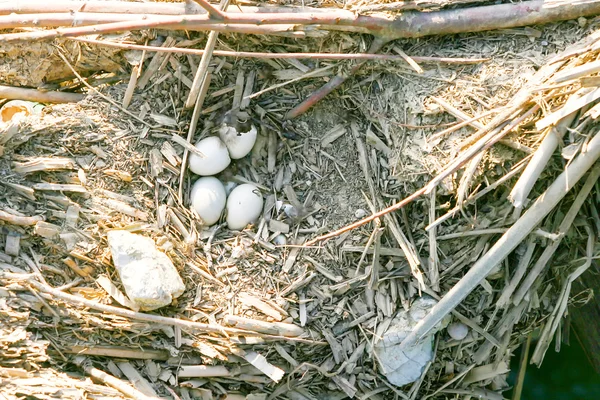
[1,1,600,399]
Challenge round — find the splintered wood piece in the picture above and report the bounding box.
[138,37,176,89]
[280,271,315,297]
[462,362,510,385]
[32,183,87,192]
[82,364,155,400]
[33,221,61,238]
[91,197,148,221]
[2,182,36,200]
[149,148,163,177]
[12,157,75,174]
[331,375,357,398]
[160,141,181,167]
[242,351,285,383]
[96,275,140,311]
[0,209,44,226]
[65,204,80,227]
[322,329,345,364]
[268,219,289,234]
[4,232,20,256]
[178,365,231,378]
[223,315,304,337]
[239,292,283,321]
[282,243,303,274]
[116,362,159,397]
[66,345,169,360]
[321,124,347,147]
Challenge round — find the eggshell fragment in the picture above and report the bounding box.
[226,184,263,230]
[190,177,226,226]
[188,136,230,176]
[219,124,258,159]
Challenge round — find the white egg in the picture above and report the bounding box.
[188,136,230,176]
[219,124,258,159]
[226,184,263,230]
[190,177,226,226]
[272,234,287,246]
[447,322,469,341]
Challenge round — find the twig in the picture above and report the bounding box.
[71,36,488,63]
[512,162,600,305]
[400,131,600,349]
[304,187,427,247]
[53,46,152,127]
[185,0,229,109]
[0,85,84,103]
[2,0,600,43]
[531,225,595,365]
[245,65,335,100]
[425,160,528,231]
[0,210,44,226]
[0,271,249,336]
[178,0,228,199]
[428,187,440,291]
[511,334,533,400]
[82,363,156,400]
[285,38,387,119]
[508,91,580,208]
[191,0,226,20]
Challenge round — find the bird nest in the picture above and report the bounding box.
[1,1,600,399]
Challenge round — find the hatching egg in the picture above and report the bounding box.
[190,177,226,226]
[188,136,230,176]
[219,124,258,159]
[226,184,263,230]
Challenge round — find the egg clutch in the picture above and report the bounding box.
[188,123,263,230]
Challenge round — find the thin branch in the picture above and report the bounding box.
[285,38,386,119]
[3,1,600,43]
[191,0,226,20]
[512,162,600,305]
[0,210,44,226]
[400,132,600,350]
[70,37,489,63]
[0,85,84,103]
[53,46,152,127]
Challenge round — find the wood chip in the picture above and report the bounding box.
[96,275,140,311]
[223,315,304,337]
[241,351,285,383]
[116,362,159,397]
[4,232,20,256]
[32,183,87,193]
[239,292,283,321]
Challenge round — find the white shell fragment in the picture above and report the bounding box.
[190,177,226,226]
[447,322,469,341]
[226,184,264,230]
[188,136,231,176]
[0,100,40,123]
[374,296,449,387]
[107,230,185,311]
[219,124,258,159]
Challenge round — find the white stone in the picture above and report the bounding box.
[374,296,449,386]
[107,230,185,311]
